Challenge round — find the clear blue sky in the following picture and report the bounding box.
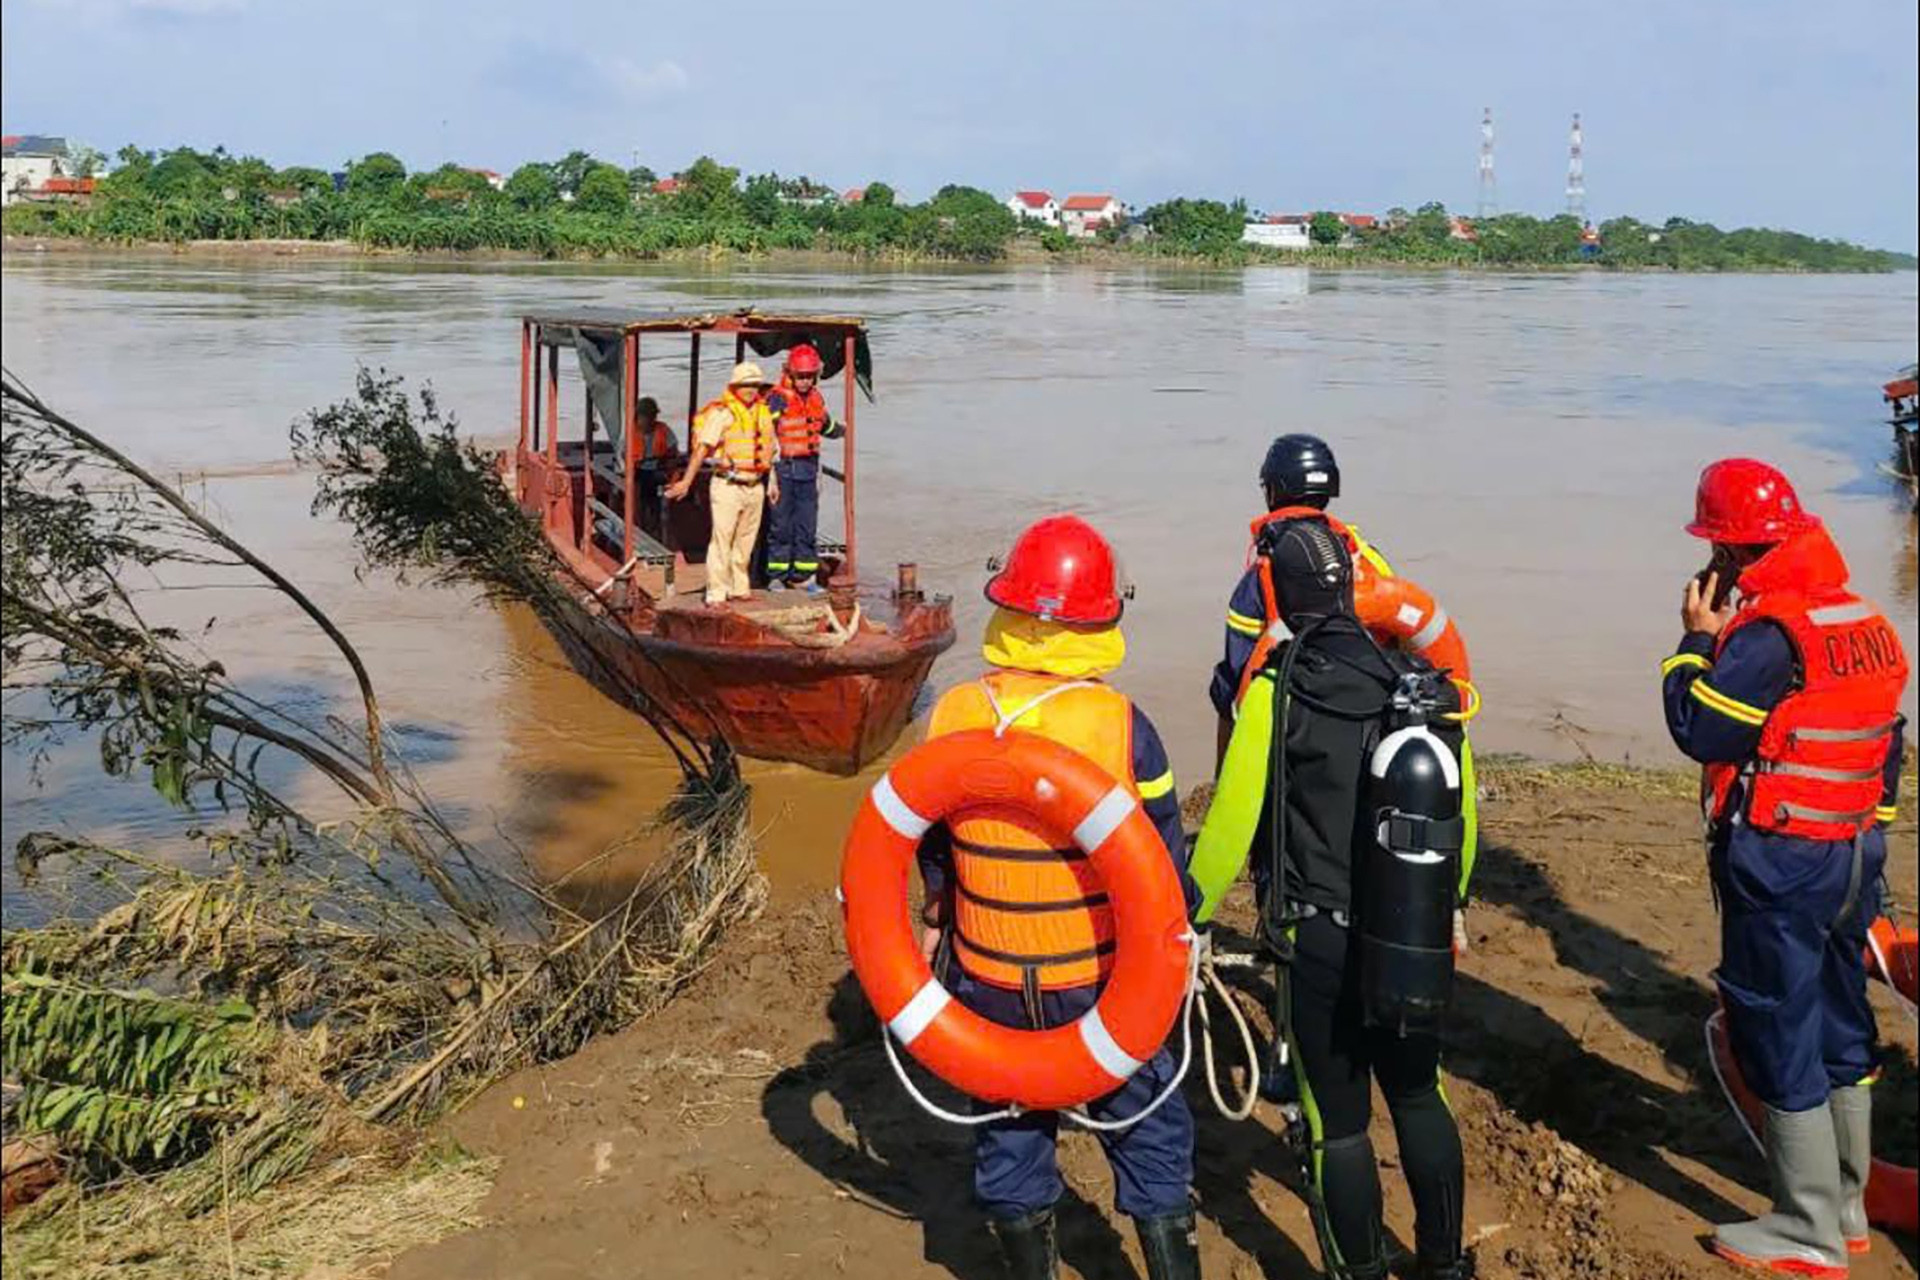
[4,0,1916,250]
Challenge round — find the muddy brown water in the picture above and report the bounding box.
[4,252,1915,900]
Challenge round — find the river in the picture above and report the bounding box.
[4,251,1915,896]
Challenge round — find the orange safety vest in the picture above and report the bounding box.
[637,420,676,464]
[1233,508,1474,709]
[927,670,1138,992]
[696,392,772,477]
[1702,527,1907,841]
[770,376,831,459]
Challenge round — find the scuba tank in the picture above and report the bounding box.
[1357,671,1465,1036]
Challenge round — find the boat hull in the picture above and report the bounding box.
[536,582,952,775]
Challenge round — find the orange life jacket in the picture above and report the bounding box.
[1232,508,1475,709]
[696,392,772,477]
[1703,526,1907,841]
[770,376,830,459]
[927,670,1138,992]
[637,420,676,464]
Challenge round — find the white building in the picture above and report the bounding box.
[1006,189,1059,227]
[1059,193,1123,239]
[2,135,69,206]
[1242,216,1312,250]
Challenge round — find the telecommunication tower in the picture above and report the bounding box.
[1477,107,1497,219]
[1565,112,1587,223]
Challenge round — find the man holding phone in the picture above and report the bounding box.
[1661,458,1907,1278]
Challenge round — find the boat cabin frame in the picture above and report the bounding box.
[514,309,872,598]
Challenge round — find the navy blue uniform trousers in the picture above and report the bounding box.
[1713,822,1885,1110]
[767,456,820,581]
[952,969,1195,1222]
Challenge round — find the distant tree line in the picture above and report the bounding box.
[4,144,1912,272]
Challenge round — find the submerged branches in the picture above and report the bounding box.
[2,373,765,1222]
[291,369,722,778]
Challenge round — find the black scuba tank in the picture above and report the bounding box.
[1357,673,1464,1036]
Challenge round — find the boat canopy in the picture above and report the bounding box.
[525,310,874,460]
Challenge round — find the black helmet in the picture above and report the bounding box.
[1259,434,1340,506]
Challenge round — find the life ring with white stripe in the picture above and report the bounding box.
[839,728,1194,1111]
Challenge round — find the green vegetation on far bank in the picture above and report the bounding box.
[4,144,1914,272]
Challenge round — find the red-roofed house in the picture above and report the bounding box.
[1337,212,1377,231]
[1060,193,1124,239]
[1449,215,1478,242]
[842,186,866,204]
[465,168,504,191]
[1005,189,1059,227]
[653,176,682,196]
[17,175,95,204]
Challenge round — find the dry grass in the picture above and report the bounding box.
[0,1142,495,1280]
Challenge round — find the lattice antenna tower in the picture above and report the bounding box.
[1477,107,1497,219]
[1566,112,1587,224]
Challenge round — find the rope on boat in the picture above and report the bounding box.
[759,601,863,650]
[592,553,641,598]
[880,938,1261,1130]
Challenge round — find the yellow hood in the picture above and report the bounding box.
[980,607,1126,679]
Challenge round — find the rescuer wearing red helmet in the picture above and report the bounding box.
[914,514,1202,1280]
[1664,458,1908,1277]
[761,343,843,592]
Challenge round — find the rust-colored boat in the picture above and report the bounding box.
[505,309,954,774]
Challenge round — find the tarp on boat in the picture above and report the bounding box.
[535,315,876,443]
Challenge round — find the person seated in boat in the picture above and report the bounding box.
[914,514,1203,1280]
[665,362,778,607]
[632,396,679,540]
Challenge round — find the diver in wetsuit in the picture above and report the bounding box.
[1195,517,1475,1280]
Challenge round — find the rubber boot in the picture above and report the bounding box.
[1415,1252,1476,1280]
[1829,1082,1872,1256]
[988,1207,1058,1280]
[1711,1103,1848,1279]
[1133,1211,1201,1280]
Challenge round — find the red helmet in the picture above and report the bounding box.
[786,343,823,375]
[985,515,1126,625]
[1686,458,1817,543]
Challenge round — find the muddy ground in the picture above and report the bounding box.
[388,764,1918,1280]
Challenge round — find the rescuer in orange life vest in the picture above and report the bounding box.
[1662,459,1907,1278]
[1210,434,1476,761]
[632,395,680,541]
[915,514,1202,1280]
[762,343,843,593]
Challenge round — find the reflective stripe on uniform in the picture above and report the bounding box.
[1662,652,1712,677]
[1807,601,1876,626]
[1787,721,1901,744]
[1690,679,1768,726]
[1136,769,1175,800]
[1226,608,1263,637]
[1775,800,1876,827]
[1761,760,1885,785]
[1876,805,1900,823]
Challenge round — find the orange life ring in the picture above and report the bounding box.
[1866,916,1918,1006]
[1705,917,1919,1239]
[839,727,1193,1111]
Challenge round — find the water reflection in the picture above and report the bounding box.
[5,253,1916,889]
